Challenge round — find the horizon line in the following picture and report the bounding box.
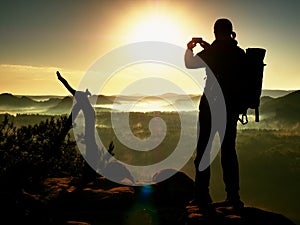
[1,89,298,97]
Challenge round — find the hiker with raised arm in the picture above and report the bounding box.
[56,71,99,182]
[56,71,94,126]
[185,18,246,211]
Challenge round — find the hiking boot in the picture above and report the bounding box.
[190,193,215,214]
[226,192,244,209]
[213,198,244,210]
[228,198,244,209]
[189,199,215,215]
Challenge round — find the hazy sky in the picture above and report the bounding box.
[0,0,299,95]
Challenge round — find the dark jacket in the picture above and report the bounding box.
[197,39,246,112]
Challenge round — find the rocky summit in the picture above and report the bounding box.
[2,171,296,225]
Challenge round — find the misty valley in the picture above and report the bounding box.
[0,90,299,224]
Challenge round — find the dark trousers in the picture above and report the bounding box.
[194,95,240,201]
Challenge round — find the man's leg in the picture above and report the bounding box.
[194,96,213,206]
[221,113,243,208]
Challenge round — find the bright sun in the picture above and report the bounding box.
[129,14,185,44]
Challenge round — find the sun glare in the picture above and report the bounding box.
[129,14,185,44]
[100,62,203,96]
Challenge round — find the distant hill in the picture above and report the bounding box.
[260,96,274,105]
[261,89,292,98]
[0,91,299,122]
[90,95,116,105]
[21,95,66,102]
[47,96,73,114]
[260,90,300,122]
[174,95,200,109]
[0,93,37,108]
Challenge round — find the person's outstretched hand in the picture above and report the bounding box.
[56,71,62,80]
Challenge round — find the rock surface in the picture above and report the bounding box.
[183,203,296,225]
[2,172,296,225]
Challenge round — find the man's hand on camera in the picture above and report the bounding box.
[199,40,210,50]
[187,40,197,50]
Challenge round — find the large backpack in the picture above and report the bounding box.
[238,48,266,125]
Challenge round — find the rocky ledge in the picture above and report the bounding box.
[1,171,296,225]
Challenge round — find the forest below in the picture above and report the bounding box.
[0,90,299,224]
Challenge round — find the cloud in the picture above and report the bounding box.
[0,64,84,82]
[0,64,62,73]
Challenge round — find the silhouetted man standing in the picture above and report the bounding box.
[185,18,245,209]
[57,71,99,183]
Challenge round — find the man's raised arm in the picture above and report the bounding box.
[184,39,209,69]
[56,71,76,96]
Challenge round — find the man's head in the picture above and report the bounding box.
[214,18,236,40]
